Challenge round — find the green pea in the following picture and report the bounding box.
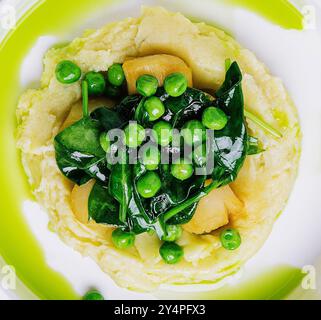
[124,122,146,148]
[162,225,182,242]
[84,71,106,96]
[99,132,111,153]
[142,146,161,171]
[159,242,184,264]
[83,290,104,300]
[202,107,228,130]
[144,96,165,121]
[112,229,135,249]
[136,75,159,97]
[152,121,173,147]
[193,144,207,167]
[137,172,162,198]
[164,72,188,97]
[220,228,241,250]
[182,120,206,146]
[107,63,125,87]
[171,159,194,181]
[105,84,122,98]
[55,60,81,84]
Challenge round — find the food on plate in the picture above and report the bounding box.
[17,7,301,291]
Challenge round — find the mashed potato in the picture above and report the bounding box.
[16,7,301,291]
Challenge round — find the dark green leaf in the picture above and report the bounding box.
[212,61,248,186]
[109,152,133,223]
[88,182,123,226]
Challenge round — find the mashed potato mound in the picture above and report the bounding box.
[16,7,301,291]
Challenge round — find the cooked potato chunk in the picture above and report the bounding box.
[183,184,244,234]
[71,179,95,223]
[123,54,193,94]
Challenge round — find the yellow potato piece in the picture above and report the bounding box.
[123,54,193,95]
[71,179,96,224]
[183,184,244,235]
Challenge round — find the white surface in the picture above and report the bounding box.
[2,0,321,299]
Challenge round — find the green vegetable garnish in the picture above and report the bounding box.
[136,75,159,97]
[193,144,207,167]
[220,228,241,250]
[107,63,125,87]
[141,146,160,171]
[152,121,173,147]
[171,160,194,181]
[55,60,81,84]
[182,120,206,146]
[202,107,228,130]
[144,96,165,121]
[105,84,122,98]
[83,290,104,300]
[124,122,146,148]
[164,72,188,97]
[82,80,89,117]
[84,71,106,96]
[137,171,162,198]
[159,242,184,264]
[244,110,283,139]
[54,61,248,252]
[247,136,264,155]
[99,132,111,153]
[161,225,182,242]
[112,228,135,249]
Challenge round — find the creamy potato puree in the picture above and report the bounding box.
[17,7,300,291]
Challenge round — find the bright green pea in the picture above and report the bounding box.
[159,242,184,264]
[55,60,81,84]
[171,159,194,181]
[142,146,161,171]
[202,107,228,130]
[152,121,173,147]
[182,120,206,146]
[105,84,122,98]
[193,144,207,167]
[124,123,146,148]
[136,75,159,97]
[162,225,182,242]
[84,72,106,96]
[164,72,188,97]
[220,228,241,250]
[144,96,165,121]
[83,290,104,300]
[99,132,111,153]
[107,64,125,87]
[137,171,162,199]
[112,229,135,249]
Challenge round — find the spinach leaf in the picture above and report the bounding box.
[114,95,143,122]
[162,62,248,223]
[212,61,248,187]
[91,107,127,131]
[156,88,212,128]
[109,152,133,223]
[54,117,109,185]
[88,182,123,226]
[54,84,128,185]
[158,164,206,205]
